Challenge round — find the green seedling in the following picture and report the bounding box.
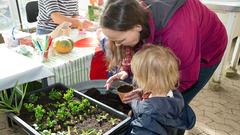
[96,112,109,123]
[46,117,57,128]
[56,107,70,121]
[109,118,120,126]
[68,100,81,115]
[49,89,62,100]
[47,110,55,118]
[28,94,39,103]
[24,103,34,112]
[81,128,102,135]
[63,89,74,101]
[34,105,45,122]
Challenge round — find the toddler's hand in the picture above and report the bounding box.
[104,71,128,90]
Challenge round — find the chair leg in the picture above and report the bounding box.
[226,36,240,77]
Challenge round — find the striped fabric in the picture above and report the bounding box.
[45,47,95,86]
[37,0,79,31]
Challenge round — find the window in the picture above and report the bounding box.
[18,0,37,30]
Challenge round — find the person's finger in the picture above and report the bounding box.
[124,94,139,101]
[123,92,140,102]
[106,74,117,83]
[119,72,128,80]
[123,96,141,104]
[105,83,111,90]
[105,76,115,90]
[123,89,142,101]
[104,80,112,90]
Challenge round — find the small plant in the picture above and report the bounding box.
[34,105,45,122]
[82,98,90,107]
[68,100,81,115]
[109,118,120,126]
[56,107,71,121]
[41,129,68,135]
[53,124,62,131]
[64,119,77,126]
[24,103,34,112]
[46,117,57,128]
[0,83,28,115]
[58,102,66,108]
[63,89,74,101]
[28,94,39,103]
[33,123,46,131]
[78,114,84,122]
[41,129,52,135]
[73,127,78,134]
[81,128,102,135]
[78,98,91,112]
[96,112,109,123]
[47,110,55,118]
[49,89,62,100]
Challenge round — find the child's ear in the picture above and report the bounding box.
[134,25,142,32]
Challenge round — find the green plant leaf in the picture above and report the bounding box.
[17,84,27,113]
[0,90,12,106]
[0,82,28,115]
[15,85,24,96]
[0,101,14,108]
[0,108,16,113]
[0,92,7,104]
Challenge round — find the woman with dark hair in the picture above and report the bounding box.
[100,1,227,134]
[101,0,227,104]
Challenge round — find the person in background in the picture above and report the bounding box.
[37,0,93,35]
[101,1,227,134]
[127,45,195,135]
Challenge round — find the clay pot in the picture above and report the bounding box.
[117,85,133,103]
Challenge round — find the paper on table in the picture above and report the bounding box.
[0,46,54,90]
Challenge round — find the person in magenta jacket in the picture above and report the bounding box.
[101,0,227,105]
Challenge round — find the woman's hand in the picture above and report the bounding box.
[104,71,128,90]
[122,88,143,104]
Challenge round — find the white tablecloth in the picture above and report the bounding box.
[40,30,99,86]
[44,47,95,86]
[0,46,54,90]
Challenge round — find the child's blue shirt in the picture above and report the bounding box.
[128,90,196,135]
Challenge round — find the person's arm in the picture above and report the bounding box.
[105,71,128,90]
[50,12,81,28]
[44,0,79,27]
[44,0,92,29]
[51,12,94,30]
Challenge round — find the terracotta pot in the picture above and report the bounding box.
[117,85,133,103]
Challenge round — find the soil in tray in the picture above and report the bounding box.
[84,88,131,114]
[19,88,123,135]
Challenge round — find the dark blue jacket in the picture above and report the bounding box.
[128,90,196,135]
